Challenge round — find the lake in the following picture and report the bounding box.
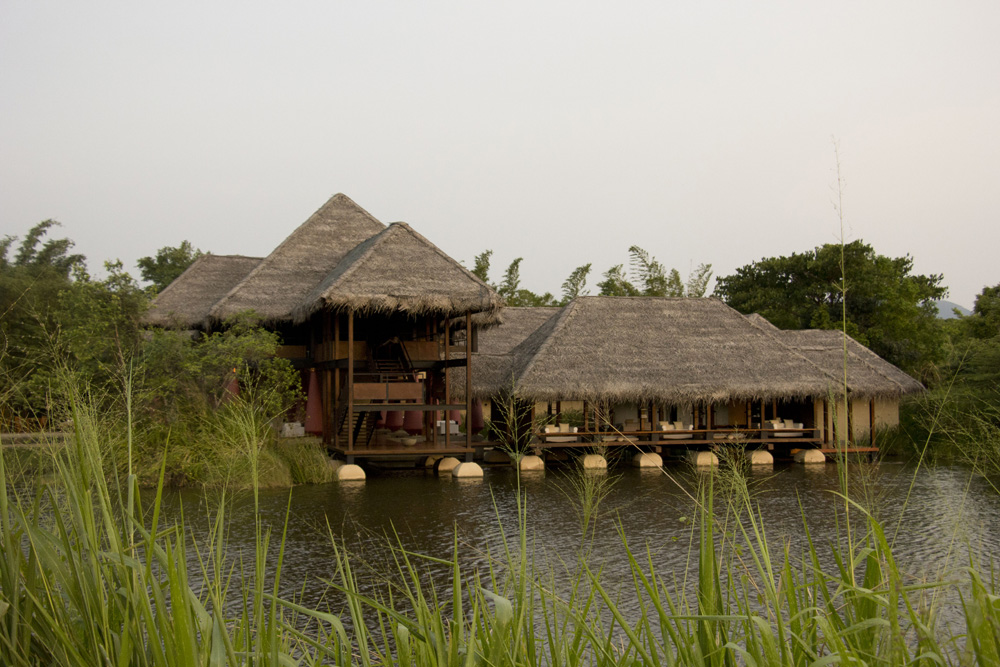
[154,460,1000,627]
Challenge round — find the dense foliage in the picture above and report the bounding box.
[715,240,946,379]
[890,281,1000,469]
[137,240,202,293]
[1,222,312,487]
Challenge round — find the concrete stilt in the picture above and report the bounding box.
[794,449,826,464]
[335,464,366,481]
[686,450,719,467]
[451,461,484,478]
[632,452,663,468]
[422,455,443,468]
[518,455,545,472]
[749,449,774,466]
[580,454,608,470]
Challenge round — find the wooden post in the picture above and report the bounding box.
[847,398,854,446]
[347,309,354,452]
[444,315,450,450]
[430,316,437,447]
[466,312,473,451]
[583,400,589,432]
[333,314,340,450]
[823,399,829,445]
[869,399,876,446]
[555,401,561,425]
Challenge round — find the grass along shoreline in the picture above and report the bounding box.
[2,390,999,665]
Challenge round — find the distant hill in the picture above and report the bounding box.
[935,300,972,319]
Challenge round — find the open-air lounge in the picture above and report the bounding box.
[472,298,923,457]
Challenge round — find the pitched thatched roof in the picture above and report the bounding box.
[291,222,503,323]
[478,297,841,403]
[470,307,563,396]
[144,254,262,328]
[209,194,385,322]
[762,327,924,398]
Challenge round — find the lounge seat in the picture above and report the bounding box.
[770,419,805,437]
[543,423,579,443]
[660,421,691,440]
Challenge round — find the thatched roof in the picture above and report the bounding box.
[144,254,262,328]
[209,194,385,322]
[292,222,503,323]
[470,307,563,396]
[476,297,842,403]
[762,327,924,398]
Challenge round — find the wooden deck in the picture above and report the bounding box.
[533,428,824,448]
[329,432,476,460]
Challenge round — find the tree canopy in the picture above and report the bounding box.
[471,246,712,305]
[137,241,202,293]
[714,240,946,378]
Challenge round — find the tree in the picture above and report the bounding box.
[471,250,492,284]
[1,221,88,420]
[597,264,640,296]
[629,246,670,296]
[497,257,523,303]
[714,240,946,377]
[137,241,202,293]
[599,246,712,298]
[560,263,591,304]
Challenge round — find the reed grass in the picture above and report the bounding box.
[2,382,999,665]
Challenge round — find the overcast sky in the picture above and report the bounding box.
[2,1,998,308]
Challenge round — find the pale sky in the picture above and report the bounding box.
[2,1,998,308]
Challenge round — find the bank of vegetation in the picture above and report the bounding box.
[3,221,1000,485]
[0,223,330,488]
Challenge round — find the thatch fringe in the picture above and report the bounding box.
[291,222,502,322]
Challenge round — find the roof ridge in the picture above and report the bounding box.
[390,221,495,291]
[307,224,397,303]
[741,308,845,392]
[208,193,383,320]
[513,300,579,388]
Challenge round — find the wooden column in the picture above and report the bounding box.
[583,400,589,432]
[847,398,854,445]
[347,309,354,452]
[333,314,340,450]
[869,399,876,446]
[823,399,829,444]
[444,315,450,450]
[466,312,473,451]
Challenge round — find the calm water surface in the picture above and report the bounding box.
[155,461,1000,620]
